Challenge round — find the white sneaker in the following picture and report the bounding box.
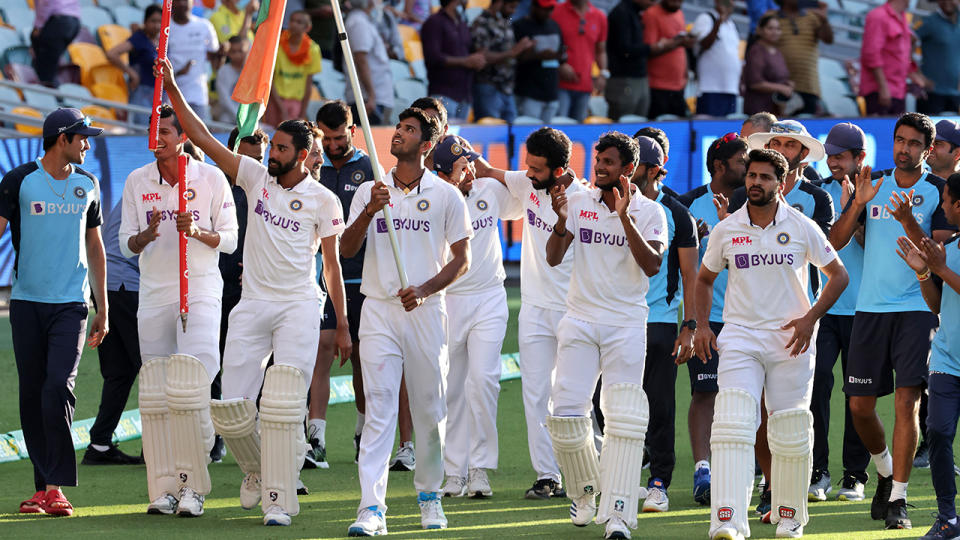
[176,487,204,517]
[711,526,745,540]
[807,470,831,502]
[776,517,804,538]
[418,492,447,529]
[467,468,493,498]
[642,486,669,512]
[442,476,467,497]
[604,516,631,539]
[240,472,261,509]
[569,493,596,526]
[836,476,865,501]
[263,504,291,526]
[348,505,387,536]
[389,442,415,471]
[146,493,178,515]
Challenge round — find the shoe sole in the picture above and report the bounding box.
[265,518,290,526]
[807,492,827,502]
[469,491,492,498]
[147,507,174,515]
[176,510,202,517]
[836,493,864,502]
[348,528,384,537]
[884,521,912,530]
[606,532,629,539]
[524,492,550,500]
[642,505,667,513]
[389,462,414,471]
[424,524,447,529]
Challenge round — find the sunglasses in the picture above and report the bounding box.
[58,116,92,134]
[711,132,740,151]
[770,122,803,135]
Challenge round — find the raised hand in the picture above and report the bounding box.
[919,236,948,274]
[853,165,880,206]
[365,181,391,216]
[895,235,927,273]
[840,174,855,210]
[713,193,730,221]
[550,183,568,222]
[885,189,915,223]
[613,175,631,218]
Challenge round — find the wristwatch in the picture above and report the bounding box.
[681,319,697,331]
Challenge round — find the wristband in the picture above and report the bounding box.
[364,205,375,218]
[917,268,931,281]
[552,227,567,237]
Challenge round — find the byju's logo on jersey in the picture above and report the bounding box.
[579,210,599,221]
[526,209,554,233]
[31,201,85,215]
[253,199,301,232]
[376,217,431,233]
[579,228,626,246]
[30,202,45,215]
[735,252,795,268]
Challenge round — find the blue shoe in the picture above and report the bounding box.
[693,467,711,505]
[921,514,960,539]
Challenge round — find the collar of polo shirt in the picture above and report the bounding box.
[736,198,791,228]
[385,167,439,194]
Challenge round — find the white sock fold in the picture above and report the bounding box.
[91,443,110,452]
[871,448,893,478]
[309,419,326,447]
[355,413,365,436]
[889,480,908,502]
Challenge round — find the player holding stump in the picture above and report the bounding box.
[120,105,238,517]
[158,58,351,527]
[342,108,472,536]
[545,133,667,540]
[696,149,848,540]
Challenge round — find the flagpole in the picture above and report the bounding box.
[330,0,408,289]
[149,0,172,151]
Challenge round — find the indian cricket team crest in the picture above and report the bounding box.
[290,199,303,212]
[73,186,86,199]
[912,194,924,206]
[477,199,488,211]
[777,232,790,245]
[351,170,365,184]
[417,199,430,212]
[185,188,196,201]
[451,143,463,156]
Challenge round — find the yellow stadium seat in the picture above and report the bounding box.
[856,96,866,116]
[476,116,506,125]
[686,95,696,112]
[404,40,424,64]
[397,24,419,44]
[584,116,612,124]
[68,42,109,87]
[91,82,128,103]
[98,24,132,63]
[309,85,321,102]
[11,106,43,135]
[90,64,127,89]
[467,0,488,8]
[82,105,116,128]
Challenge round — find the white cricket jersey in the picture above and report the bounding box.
[563,189,668,327]
[503,170,585,311]
[119,157,238,308]
[448,177,524,295]
[701,202,839,330]
[348,168,472,305]
[236,156,345,302]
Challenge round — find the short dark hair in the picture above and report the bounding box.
[744,112,777,132]
[757,12,777,30]
[398,107,441,145]
[947,173,960,202]
[526,127,572,171]
[183,140,203,161]
[895,112,936,148]
[706,135,748,175]
[747,148,788,183]
[315,99,352,130]
[227,127,268,150]
[595,131,639,168]
[158,104,182,134]
[42,132,76,151]
[276,119,315,153]
[410,97,447,129]
[144,3,162,21]
[633,127,669,157]
[227,34,248,46]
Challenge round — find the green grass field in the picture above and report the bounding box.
[0,287,947,538]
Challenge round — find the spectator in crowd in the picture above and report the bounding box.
[215,36,250,122]
[859,0,930,116]
[266,10,324,125]
[605,0,653,120]
[552,0,608,121]
[644,0,696,118]
[388,0,431,28]
[513,0,565,122]
[915,0,960,115]
[422,0,487,122]
[691,0,741,117]
[209,0,257,46]
[106,4,162,125]
[345,0,395,125]
[773,0,833,115]
[742,14,794,116]
[471,0,534,122]
[741,111,777,138]
[32,0,81,86]
[375,2,405,61]
[168,0,220,121]
[305,0,337,58]
[747,0,777,37]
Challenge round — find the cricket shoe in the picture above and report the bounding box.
[921,514,960,539]
[82,444,143,465]
[885,498,912,529]
[642,478,669,512]
[569,492,596,526]
[468,468,493,498]
[418,492,447,529]
[757,487,772,523]
[263,504,291,526]
[240,472,261,509]
[776,517,803,538]
[808,469,831,501]
[836,474,865,501]
[871,474,893,520]
[915,439,931,469]
[694,467,711,505]
[210,435,226,463]
[389,442,415,471]
[604,516,631,539]
[525,478,563,500]
[146,493,178,515]
[348,505,387,536]
[711,526,746,540]
[442,476,467,498]
[176,487,204,517]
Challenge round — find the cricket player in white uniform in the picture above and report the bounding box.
[474,127,586,499]
[341,108,472,536]
[158,59,351,527]
[119,105,238,517]
[430,135,523,499]
[544,133,667,540]
[694,149,849,540]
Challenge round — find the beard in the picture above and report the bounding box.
[747,187,777,206]
[530,174,556,191]
[325,144,351,161]
[267,156,297,177]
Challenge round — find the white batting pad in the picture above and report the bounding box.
[210,398,261,475]
[709,389,758,539]
[597,383,649,529]
[166,353,214,495]
[768,408,813,526]
[139,356,177,502]
[260,364,308,516]
[546,415,600,499]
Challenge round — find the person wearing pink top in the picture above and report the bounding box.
[858,0,930,115]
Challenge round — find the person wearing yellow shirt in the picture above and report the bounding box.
[265,10,324,125]
[209,0,257,46]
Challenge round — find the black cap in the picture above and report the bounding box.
[824,122,866,156]
[42,107,104,139]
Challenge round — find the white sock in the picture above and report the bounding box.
[91,443,110,452]
[695,460,710,471]
[309,419,326,447]
[949,516,958,525]
[355,413,365,436]
[872,448,893,477]
[889,480,908,502]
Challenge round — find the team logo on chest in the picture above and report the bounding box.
[776,232,790,245]
[290,199,303,211]
[73,186,86,199]
[912,194,924,206]
[185,188,196,201]
[417,199,430,212]
[477,199,488,211]
[352,170,365,184]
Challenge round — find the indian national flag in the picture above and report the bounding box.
[231,0,288,147]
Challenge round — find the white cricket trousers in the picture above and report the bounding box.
[551,315,647,417]
[358,297,448,511]
[716,323,816,416]
[517,303,563,482]
[138,296,222,382]
[444,287,508,478]
[221,298,321,400]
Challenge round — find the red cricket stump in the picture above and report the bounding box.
[148,0,172,152]
[178,154,189,332]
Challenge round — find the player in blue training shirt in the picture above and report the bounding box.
[831,112,958,530]
[0,108,107,517]
[678,132,748,505]
[895,172,960,540]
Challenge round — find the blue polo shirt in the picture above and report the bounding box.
[680,183,727,323]
[318,148,375,284]
[102,200,140,292]
[916,11,960,97]
[647,189,698,324]
[0,159,102,303]
[813,177,862,316]
[931,235,960,376]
